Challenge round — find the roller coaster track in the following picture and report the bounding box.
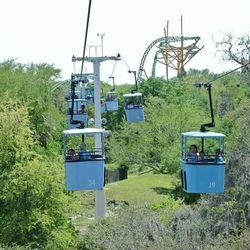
[137,36,201,83]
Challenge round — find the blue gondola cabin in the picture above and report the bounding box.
[63,128,105,191]
[181,131,226,193]
[123,92,144,122]
[105,91,118,111]
[67,99,88,129]
[85,84,94,104]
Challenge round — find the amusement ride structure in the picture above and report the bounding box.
[137,16,204,82]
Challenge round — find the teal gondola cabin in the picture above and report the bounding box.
[181,131,225,193]
[123,92,144,122]
[67,98,88,129]
[63,128,105,191]
[105,91,118,111]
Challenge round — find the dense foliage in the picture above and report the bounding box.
[0,61,78,249]
[83,69,250,249]
[0,58,250,249]
[106,70,249,175]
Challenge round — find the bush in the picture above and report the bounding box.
[81,206,173,250]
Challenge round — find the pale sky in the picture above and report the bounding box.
[0,0,249,84]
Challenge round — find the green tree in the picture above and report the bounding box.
[0,98,78,249]
[108,95,202,174]
[0,60,65,149]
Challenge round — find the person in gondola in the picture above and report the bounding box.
[79,104,86,114]
[188,144,198,162]
[215,148,224,162]
[67,148,78,160]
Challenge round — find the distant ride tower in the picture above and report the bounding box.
[137,16,204,82]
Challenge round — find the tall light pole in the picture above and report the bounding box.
[97,33,105,56]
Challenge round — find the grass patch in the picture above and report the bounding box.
[105,173,177,205]
[72,173,181,233]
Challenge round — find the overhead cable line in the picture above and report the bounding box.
[108,60,117,81]
[193,61,250,132]
[70,0,92,126]
[206,62,250,85]
[80,0,92,77]
[122,58,131,71]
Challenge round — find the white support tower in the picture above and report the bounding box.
[76,55,120,219]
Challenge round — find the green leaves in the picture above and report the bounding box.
[107,93,202,174]
[0,60,65,149]
[0,100,35,170]
[0,64,78,248]
[0,157,77,248]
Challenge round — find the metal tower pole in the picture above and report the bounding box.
[93,58,105,220]
[97,33,105,57]
[84,55,120,220]
[164,21,169,80]
[180,15,185,77]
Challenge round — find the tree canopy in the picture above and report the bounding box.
[0,58,250,249]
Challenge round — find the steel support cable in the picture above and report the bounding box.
[122,58,131,71]
[206,62,250,85]
[195,61,250,132]
[71,0,92,126]
[80,0,92,77]
[109,60,117,80]
[108,60,117,90]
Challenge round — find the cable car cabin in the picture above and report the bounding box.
[181,131,226,194]
[63,128,105,191]
[123,93,144,122]
[85,85,94,104]
[101,99,106,113]
[105,91,118,111]
[67,99,88,129]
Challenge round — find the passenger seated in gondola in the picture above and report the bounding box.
[79,104,86,114]
[66,148,78,161]
[127,102,134,109]
[187,144,198,162]
[215,148,224,162]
